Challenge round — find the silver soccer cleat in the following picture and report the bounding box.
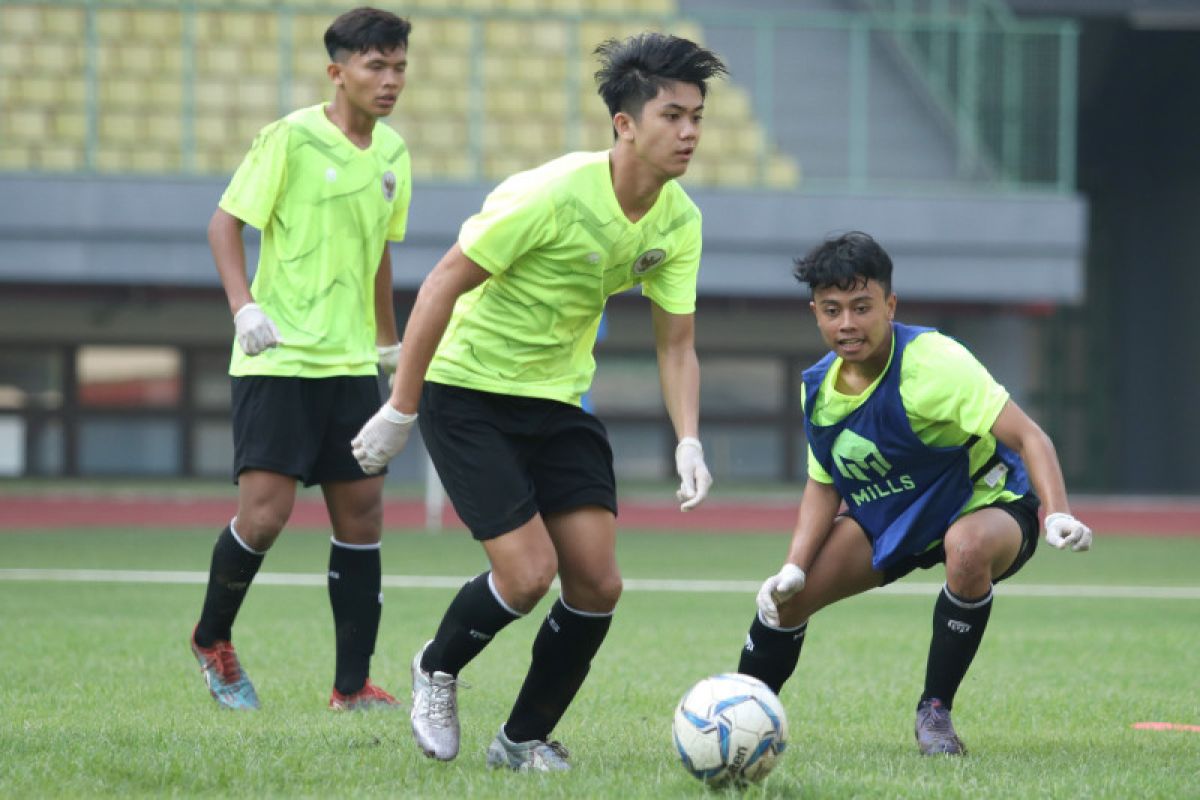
[410,640,462,761]
[485,726,571,772]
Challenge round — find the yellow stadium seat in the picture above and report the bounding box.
[52,112,87,143]
[237,78,277,109]
[41,8,86,37]
[28,42,83,74]
[716,159,757,186]
[3,110,49,144]
[146,115,184,145]
[2,7,41,37]
[130,148,182,173]
[129,10,181,40]
[95,10,129,39]
[99,114,141,144]
[0,145,35,170]
[196,45,245,76]
[38,145,84,171]
[194,117,229,147]
[764,155,801,189]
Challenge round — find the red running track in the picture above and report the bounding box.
[2,494,1199,535]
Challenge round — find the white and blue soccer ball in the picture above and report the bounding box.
[672,673,789,787]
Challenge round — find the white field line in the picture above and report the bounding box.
[1,569,1199,600]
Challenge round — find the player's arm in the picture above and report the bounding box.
[756,476,842,625]
[374,246,401,374]
[351,244,490,473]
[990,399,1092,551]
[651,302,712,511]
[209,208,281,356]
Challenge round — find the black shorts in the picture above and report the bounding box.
[419,381,617,540]
[877,492,1041,586]
[231,375,385,487]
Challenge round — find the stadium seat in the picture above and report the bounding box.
[0,1,798,186]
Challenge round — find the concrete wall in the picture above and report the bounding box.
[0,174,1087,304]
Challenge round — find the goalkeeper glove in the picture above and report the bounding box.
[1044,512,1093,552]
[674,437,713,511]
[756,563,806,627]
[377,342,401,374]
[233,303,283,356]
[351,403,418,475]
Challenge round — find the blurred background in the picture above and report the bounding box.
[0,0,1196,495]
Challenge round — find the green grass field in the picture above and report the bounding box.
[2,527,1198,798]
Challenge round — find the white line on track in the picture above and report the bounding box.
[1,568,1198,600]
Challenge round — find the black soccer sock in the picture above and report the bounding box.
[421,572,522,676]
[504,598,613,743]
[737,613,808,695]
[195,521,265,647]
[328,538,383,695]
[922,584,993,710]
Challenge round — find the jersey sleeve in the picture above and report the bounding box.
[218,119,290,230]
[901,332,1010,438]
[641,209,702,314]
[458,176,558,276]
[386,148,412,242]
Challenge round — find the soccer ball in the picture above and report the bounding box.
[672,673,789,787]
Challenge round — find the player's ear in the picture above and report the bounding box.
[613,111,635,141]
[327,61,343,86]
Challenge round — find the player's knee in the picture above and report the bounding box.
[498,559,558,611]
[235,506,291,548]
[944,532,992,586]
[580,572,623,612]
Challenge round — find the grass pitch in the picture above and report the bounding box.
[1,527,1198,798]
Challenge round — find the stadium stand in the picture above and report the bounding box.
[0,1,800,187]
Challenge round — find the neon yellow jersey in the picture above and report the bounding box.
[426,151,702,405]
[220,104,411,378]
[805,330,1018,511]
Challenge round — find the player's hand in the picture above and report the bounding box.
[1044,512,1093,552]
[234,302,283,356]
[377,342,401,374]
[674,437,713,511]
[756,563,806,627]
[351,403,418,475]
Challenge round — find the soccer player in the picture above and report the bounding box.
[740,231,1093,755]
[350,34,727,771]
[188,8,412,711]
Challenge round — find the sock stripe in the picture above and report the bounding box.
[228,517,266,556]
[942,583,993,609]
[559,596,615,619]
[486,571,525,618]
[755,610,808,633]
[330,537,382,551]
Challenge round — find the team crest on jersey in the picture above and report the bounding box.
[382,171,397,201]
[631,248,666,276]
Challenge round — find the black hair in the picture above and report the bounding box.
[793,231,893,296]
[324,7,411,62]
[593,33,728,121]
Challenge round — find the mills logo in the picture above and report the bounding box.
[831,429,916,505]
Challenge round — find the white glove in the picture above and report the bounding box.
[1044,512,1093,552]
[234,303,283,356]
[674,437,713,512]
[377,342,401,374]
[756,563,806,627]
[351,403,418,475]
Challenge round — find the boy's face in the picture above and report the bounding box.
[617,80,704,179]
[810,278,896,366]
[329,46,407,118]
